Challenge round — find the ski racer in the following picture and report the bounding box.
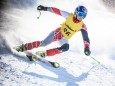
[16,5,91,61]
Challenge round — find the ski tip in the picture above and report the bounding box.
[52,62,60,68]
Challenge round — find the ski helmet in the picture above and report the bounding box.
[74,5,87,19]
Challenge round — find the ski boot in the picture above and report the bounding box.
[26,55,38,61]
[14,44,27,52]
[36,51,46,58]
[26,51,46,61]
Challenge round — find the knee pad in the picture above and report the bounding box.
[57,43,69,52]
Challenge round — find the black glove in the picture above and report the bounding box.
[84,47,91,56]
[37,5,47,11]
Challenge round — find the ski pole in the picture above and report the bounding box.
[89,55,100,64]
[37,10,41,19]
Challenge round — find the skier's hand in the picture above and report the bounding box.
[37,5,47,11]
[84,47,91,56]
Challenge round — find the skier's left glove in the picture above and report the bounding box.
[84,47,91,56]
[37,5,47,11]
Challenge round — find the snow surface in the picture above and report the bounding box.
[0,0,115,86]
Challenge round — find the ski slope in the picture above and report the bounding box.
[0,0,115,86]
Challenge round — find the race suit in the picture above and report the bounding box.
[24,7,90,56]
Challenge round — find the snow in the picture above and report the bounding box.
[0,0,115,86]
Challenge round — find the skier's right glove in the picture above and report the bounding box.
[84,47,91,56]
[37,5,47,11]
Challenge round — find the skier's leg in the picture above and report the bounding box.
[36,27,67,57]
[25,31,55,50]
[46,37,69,56]
[40,31,56,46]
[26,27,62,49]
[17,27,62,52]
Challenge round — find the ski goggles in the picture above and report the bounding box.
[74,11,86,19]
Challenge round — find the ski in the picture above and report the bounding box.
[26,55,60,68]
[13,46,60,68]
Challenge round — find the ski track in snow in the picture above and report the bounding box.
[1,0,115,86]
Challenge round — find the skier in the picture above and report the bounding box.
[15,5,91,61]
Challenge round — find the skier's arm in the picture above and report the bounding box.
[37,5,70,18]
[47,7,70,18]
[81,24,91,56]
[81,24,90,48]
